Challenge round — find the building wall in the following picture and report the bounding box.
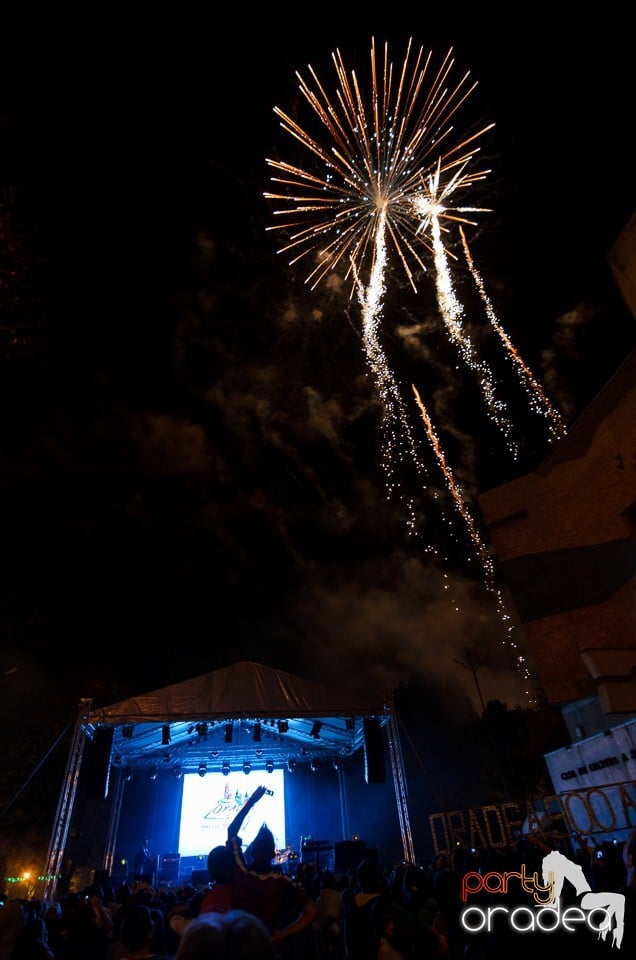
[609,210,636,318]
[478,216,636,711]
[543,719,636,843]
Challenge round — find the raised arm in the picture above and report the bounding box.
[227,784,269,843]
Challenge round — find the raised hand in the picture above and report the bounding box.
[250,785,269,803]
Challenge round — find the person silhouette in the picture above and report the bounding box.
[134,839,152,878]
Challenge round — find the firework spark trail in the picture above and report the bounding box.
[354,208,445,548]
[411,381,494,578]
[459,226,568,442]
[411,382,531,688]
[411,162,520,457]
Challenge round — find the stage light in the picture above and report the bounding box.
[332,758,341,771]
[310,759,319,772]
[221,761,230,776]
[148,767,158,781]
[287,759,296,773]
[243,761,252,775]
[224,723,233,743]
[277,719,289,733]
[174,766,182,780]
[122,767,132,782]
[161,724,171,745]
[196,723,208,738]
[253,723,261,742]
[265,759,274,774]
[310,721,322,739]
[122,724,134,739]
[198,763,207,778]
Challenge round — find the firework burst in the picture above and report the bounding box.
[265,38,493,293]
[265,38,563,696]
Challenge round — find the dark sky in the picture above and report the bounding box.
[0,15,634,723]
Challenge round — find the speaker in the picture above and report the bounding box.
[363,717,385,784]
[160,853,180,883]
[191,868,209,886]
[85,728,114,799]
[334,840,367,872]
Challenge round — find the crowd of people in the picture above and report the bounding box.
[1,787,636,959]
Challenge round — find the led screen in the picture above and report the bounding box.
[177,770,286,857]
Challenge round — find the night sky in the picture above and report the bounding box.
[0,14,634,729]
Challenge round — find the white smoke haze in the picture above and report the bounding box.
[280,550,531,714]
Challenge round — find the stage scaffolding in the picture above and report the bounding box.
[41,669,414,902]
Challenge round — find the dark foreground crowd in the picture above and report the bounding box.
[1,787,635,960]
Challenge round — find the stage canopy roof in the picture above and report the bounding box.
[86,660,392,776]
